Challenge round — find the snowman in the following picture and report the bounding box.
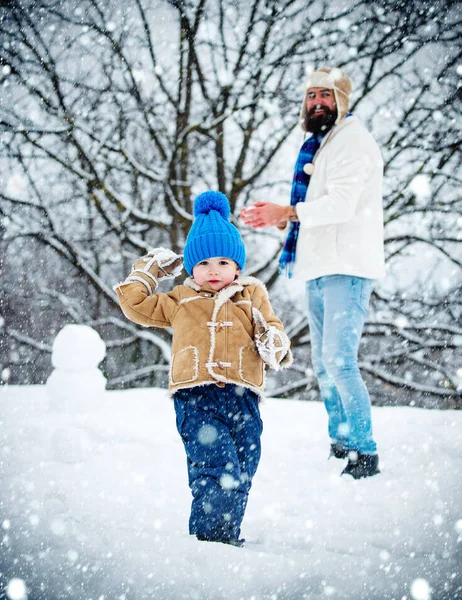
[46,324,107,412]
[46,325,107,463]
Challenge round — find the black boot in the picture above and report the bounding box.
[329,443,349,459]
[196,535,245,547]
[341,452,380,479]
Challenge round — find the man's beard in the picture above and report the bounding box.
[304,106,337,134]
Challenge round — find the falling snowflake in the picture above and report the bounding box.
[6,579,28,600]
[395,315,409,328]
[410,578,431,600]
[220,474,238,490]
[6,173,28,197]
[408,174,431,202]
[198,424,218,445]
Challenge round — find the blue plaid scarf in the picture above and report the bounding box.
[278,133,323,278]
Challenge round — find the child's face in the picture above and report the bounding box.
[192,257,239,291]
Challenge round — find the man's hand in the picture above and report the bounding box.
[240,202,293,229]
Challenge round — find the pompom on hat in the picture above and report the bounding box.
[183,191,246,275]
[300,66,352,130]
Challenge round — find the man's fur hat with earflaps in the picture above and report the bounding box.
[299,67,352,131]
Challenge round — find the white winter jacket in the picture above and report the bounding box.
[293,115,386,281]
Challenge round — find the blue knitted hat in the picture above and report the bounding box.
[183,191,246,275]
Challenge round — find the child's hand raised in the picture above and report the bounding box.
[125,248,183,295]
[133,248,183,282]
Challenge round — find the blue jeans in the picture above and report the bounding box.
[174,384,262,541]
[306,275,377,455]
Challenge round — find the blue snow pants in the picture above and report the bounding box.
[173,384,263,542]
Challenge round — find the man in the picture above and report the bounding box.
[240,67,385,479]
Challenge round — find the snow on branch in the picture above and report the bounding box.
[92,187,172,229]
[269,377,312,398]
[91,317,171,362]
[164,186,193,221]
[6,329,53,353]
[39,287,86,322]
[108,364,170,387]
[120,140,166,183]
[360,363,462,398]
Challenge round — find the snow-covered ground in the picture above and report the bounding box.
[1,384,461,600]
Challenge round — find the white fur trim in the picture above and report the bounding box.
[123,275,153,295]
[143,254,160,271]
[235,276,269,296]
[205,285,240,383]
[179,295,209,305]
[131,269,158,287]
[183,275,269,297]
[169,379,264,398]
[238,346,266,388]
[252,307,268,334]
[280,347,294,369]
[184,277,201,291]
[169,346,199,385]
[214,283,244,312]
[206,295,223,382]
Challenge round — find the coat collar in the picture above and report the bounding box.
[184,275,268,300]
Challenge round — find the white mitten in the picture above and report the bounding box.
[252,308,291,371]
[124,248,183,295]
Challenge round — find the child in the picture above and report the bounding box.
[114,191,292,547]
